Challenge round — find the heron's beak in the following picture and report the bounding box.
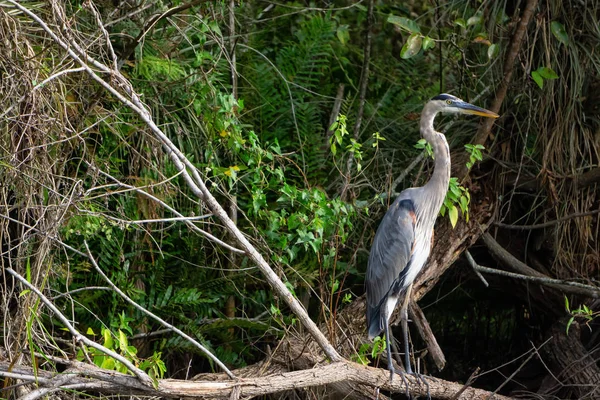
[456,101,499,118]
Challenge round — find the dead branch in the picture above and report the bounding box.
[409,302,446,371]
[494,208,600,230]
[481,233,600,298]
[0,360,513,400]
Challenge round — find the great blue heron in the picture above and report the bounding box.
[366,94,498,382]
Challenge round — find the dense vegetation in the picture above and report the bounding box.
[1,0,599,399]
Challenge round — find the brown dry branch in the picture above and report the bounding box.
[482,232,600,298]
[0,359,513,400]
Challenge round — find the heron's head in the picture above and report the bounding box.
[429,93,499,118]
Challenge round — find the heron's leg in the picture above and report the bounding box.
[383,314,409,396]
[401,287,432,400]
[400,286,413,374]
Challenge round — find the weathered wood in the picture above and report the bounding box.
[0,360,513,400]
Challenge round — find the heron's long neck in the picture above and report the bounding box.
[420,108,451,223]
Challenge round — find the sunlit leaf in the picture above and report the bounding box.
[422,36,435,51]
[387,15,420,33]
[566,316,575,334]
[449,205,459,228]
[401,34,422,59]
[101,357,115,370]
[551,21,569,46]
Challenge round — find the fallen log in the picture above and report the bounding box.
[0,359,513,400]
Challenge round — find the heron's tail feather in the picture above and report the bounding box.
[367,305,383,340]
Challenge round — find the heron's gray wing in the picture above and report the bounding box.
[366,198,415,338]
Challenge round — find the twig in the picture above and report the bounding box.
[391,152,426,196]
[33,67,86,90]
[409,301,446,370]
[119,0,209,65]
[50,286,112,300]
[451,367,479,400]
[83,242,236,379]
[489,342,538,398]
[5,268,154,387]
[471,241,600,297]
[464,250,489,287]
[494,208,600,230]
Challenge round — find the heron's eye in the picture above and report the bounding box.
[446,100,452,105]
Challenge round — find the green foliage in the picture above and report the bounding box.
[464,143,485,170]
[440,178,470,228]
[531,66,559,89]
[352,336,386,366]
[79,316,166,388]
[565,296,596,334]
[415,138,433,157]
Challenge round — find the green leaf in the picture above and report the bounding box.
[401,34,422,59]
[487,43,499,59]
[387,15,420,33]
[448,205,459,228]
[336,25,350,45]
[460,195,469,213]
[531,70,543,89]
[454,18,467,28]
[118,330,128,350]
[422,36,435,51]
[565,295,570,312]
[550,21,569,46]
[566,316,574,334]
[537,67,559,80]
[102,329,114,349]
[101,357,115,370]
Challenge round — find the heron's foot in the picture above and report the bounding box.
[388,366,410,398]
[406,370,431,400]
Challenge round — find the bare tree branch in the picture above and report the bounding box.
[494,208,600,230]
[480,233,600,297]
